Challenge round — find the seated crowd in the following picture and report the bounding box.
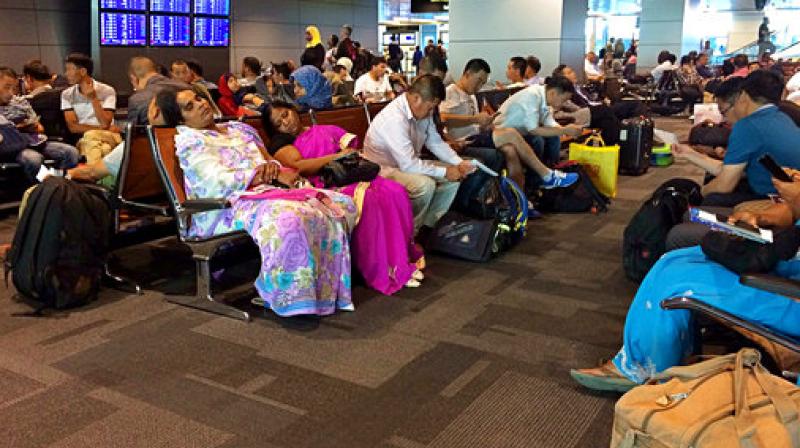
[2,37,800,393]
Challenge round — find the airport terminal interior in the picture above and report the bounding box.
[1,0,800,447]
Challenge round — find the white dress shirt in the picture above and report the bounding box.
[363,93,462,178]
[584,59,602,78]
[494,84,558,135]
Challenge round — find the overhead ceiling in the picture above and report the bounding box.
[589,0,800,14]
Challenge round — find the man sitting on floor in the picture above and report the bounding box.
[667,71,800,250]
[363,74,475,233]
[439,58,578,193]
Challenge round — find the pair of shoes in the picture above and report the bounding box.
[570,361,637,393]
[412,269,424,281]
[541,170,579,189]
[405,278,421,288]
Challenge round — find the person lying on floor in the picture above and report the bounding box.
[439,58,578,193]
[571,170,800,392]
[163,88,358,317]
[263,101,425,293]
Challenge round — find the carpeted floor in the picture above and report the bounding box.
[0,118,704,448]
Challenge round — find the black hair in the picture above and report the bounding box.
[409,74,446,102]
[186,59,204,77]
[526,56,541,75]
[544,75,575,94]
[742,69,784,104]
[509,56,526,79]
[463,58,490,75]
[734,54,749,68]
[551,64,567,77]
[65,52,93,76]
[418,56,448,76]
[154,64,169,77]
[242,56,263,75]
[680,55,692,66]
[0,66,17,80]
[330,34,339,47]
[154,88,184,127]
[713,76,744,102]
[370,56,387,68]
[23,60,51,81]
[666,53,677,64]
[657,50,671,64]
[261,100,299,137]
[271,62,292,79]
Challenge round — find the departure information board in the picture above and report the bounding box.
[150,15,190,46]
[194,0,230,16]
[100,12,147,46]
[150,0,190,13]
[100,0,147,10]
[193,17,229,46]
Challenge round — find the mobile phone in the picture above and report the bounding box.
[758,154,793,182]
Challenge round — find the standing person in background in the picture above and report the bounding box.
[436,40,447,60]
[325,34,339,70]
[412,46,423,73]
[388,36,403,74]
[239,57,262,88]
[424,40,436,57]
[335,25,357,61]
[614,38,625,59]
[60,52,120,164]
[758,17,775,57]
[701,40,713,57]
[301,25,326,71]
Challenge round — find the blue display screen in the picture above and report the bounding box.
[193,17,229,46]
[150,15,190,46]
[100,13,147,46]
[150,0,190,13]
[100,0,147,10]
[194,0,230,16]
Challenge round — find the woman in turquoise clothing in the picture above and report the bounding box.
[572,171,800,391]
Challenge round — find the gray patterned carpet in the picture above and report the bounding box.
[0,118,703,448]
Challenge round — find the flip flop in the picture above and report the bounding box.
[570,363,637,393]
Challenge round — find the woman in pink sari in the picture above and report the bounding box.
[262,101,424,294]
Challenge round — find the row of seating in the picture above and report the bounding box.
[105,101,392,321]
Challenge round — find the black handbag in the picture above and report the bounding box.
[701,227,800,274]
[318,152,380,188]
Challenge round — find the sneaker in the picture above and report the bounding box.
[540,170,579,189]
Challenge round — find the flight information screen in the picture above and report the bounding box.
[150,0,190,13]
[150,15,190,46]
[193,17,229,46]
[100,0,147,10]
[100,13,147,46]
[194,0,230,16]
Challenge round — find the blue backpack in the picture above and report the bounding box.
[497,173,528,247]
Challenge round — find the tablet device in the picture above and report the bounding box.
[689,207,773,244]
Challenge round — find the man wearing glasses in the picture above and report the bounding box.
[666,70,800,250]
[439,58,577,197]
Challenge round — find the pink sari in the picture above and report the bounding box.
[292,125,422,295]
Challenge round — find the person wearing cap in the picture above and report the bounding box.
[331,58,356,106]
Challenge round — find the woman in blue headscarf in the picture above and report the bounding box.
[291,65,333,111]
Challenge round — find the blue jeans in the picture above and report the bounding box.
[523,135,561,167]
[17,141,79,181]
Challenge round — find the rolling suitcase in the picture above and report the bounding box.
[619,116,653,175]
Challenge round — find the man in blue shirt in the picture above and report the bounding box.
[666,71,800,250]
[673,70,800,206]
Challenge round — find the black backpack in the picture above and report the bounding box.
[622,178,702,282]
[536,162,610,214]
[4,177,111,311]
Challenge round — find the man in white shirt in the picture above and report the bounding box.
[651,51,676,85]
[61,53,116,135]
[354,56,395,103]
[495,76,584,167]
[440,58,579,193]
[584,52,603,82]
[364,75,475,232]
[524,56,544,86]
[786,70,800,104]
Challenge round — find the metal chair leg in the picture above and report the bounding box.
[164,256,250,322]
[104,264,143,295]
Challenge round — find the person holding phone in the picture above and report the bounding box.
[671,71,800,207]
[439,59,578,194]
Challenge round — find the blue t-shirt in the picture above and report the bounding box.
[724,105,800,195]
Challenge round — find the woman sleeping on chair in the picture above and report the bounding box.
[571,169,800,392]
[160,88,357,317]
[263,101,425,294]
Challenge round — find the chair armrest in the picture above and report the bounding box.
[180,198,229,214]
[740,273,800,302]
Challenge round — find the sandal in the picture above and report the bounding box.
[570,360,637,393]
